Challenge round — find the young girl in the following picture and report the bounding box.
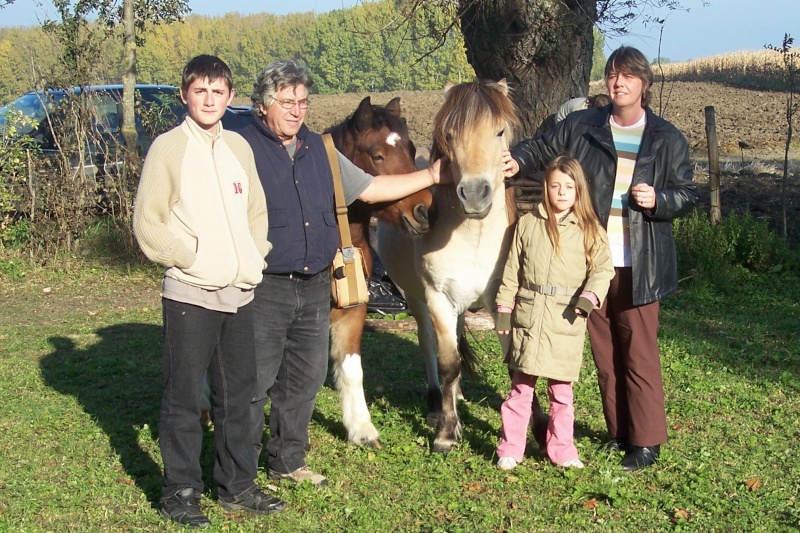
[495,155,614,470]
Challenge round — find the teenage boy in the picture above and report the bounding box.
[133,54,285,528]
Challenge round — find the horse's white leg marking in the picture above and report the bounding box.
[335,351,381,447]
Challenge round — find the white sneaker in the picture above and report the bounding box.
[497,457,518,470]
[559,458,585,469]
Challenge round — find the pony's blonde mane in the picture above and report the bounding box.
[430,79,520,162]
[430,79,521,225]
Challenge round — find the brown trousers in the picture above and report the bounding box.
[587,267,668,447]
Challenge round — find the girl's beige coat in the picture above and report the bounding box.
[496,204,614,382]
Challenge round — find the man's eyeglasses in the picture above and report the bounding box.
[269,96,310,110]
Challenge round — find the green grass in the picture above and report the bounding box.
[1,259,799,532]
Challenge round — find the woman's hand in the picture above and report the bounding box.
[631,183,657,210]
[502,150,519,178]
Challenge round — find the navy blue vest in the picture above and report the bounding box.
[239,117,339,275]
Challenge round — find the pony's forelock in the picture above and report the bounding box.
[431,80,519,161]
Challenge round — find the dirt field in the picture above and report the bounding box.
[239,81,800,242]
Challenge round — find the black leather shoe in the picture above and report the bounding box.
[218,486,287,515]
[605,438,633,453]
[159,487,211,528]
[621,445,660,471]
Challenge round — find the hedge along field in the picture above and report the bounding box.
[1,247,800,532]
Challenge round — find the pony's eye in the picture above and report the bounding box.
[497,129,505,138]
[371,154,384,162]
[445,132,454,143]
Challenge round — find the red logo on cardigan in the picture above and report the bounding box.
[232,182,243,194]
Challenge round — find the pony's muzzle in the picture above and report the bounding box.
[456,178,493,218]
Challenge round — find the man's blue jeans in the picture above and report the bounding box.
[159,298,258,499]
[251,271,330,474]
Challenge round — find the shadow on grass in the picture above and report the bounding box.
[40,323,167,504]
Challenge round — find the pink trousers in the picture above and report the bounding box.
[497,371,579,466]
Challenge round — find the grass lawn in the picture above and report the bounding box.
[1,259,799,532]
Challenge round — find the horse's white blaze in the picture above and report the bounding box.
[337,353,379,444]
[386,131,401,146]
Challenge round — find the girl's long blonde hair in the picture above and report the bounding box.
[542,155,607,268]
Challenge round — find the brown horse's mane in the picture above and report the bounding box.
[429,80,520,226]
[323,98,414,161]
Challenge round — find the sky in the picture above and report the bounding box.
[1,0,798,63]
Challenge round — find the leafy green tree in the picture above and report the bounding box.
[766,34,799,239]
[41,0,188,152]
[591,28,606,82]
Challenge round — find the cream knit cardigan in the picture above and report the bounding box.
[133,118,271,290]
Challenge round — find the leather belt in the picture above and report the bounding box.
[270,271,319,280]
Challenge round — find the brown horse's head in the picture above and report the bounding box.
[327,97,432,235]
[430,79,520,219]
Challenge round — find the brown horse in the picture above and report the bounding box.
[325,96,432,448]
[378,80,522,452]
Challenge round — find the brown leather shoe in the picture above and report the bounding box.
[621,445,660,471]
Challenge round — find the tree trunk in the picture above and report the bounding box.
[121,0,138,155]
[458,0,598,137]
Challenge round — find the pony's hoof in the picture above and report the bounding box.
[360,438,382,450]
[349,427,381,449]
[432,439,456,453]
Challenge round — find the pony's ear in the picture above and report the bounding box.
[385,97,402,117]
[443,82,455,95]
[353,96,374,132]
[497,78,509,96]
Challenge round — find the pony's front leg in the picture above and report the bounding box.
[330,306,381,448]
[406,296,441,427]
[426,296,462,453]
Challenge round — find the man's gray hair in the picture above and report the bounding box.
[251,59,314,116]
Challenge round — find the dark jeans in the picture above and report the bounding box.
[251,271,330,474]
[159,298,257,500]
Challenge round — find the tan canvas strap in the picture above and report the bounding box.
[322,133,361,294]
[518,284,579,299]
[322,133,353,247]
[531,283,578,296]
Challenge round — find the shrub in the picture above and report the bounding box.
[0,109,40,246]
[674,210,798,288]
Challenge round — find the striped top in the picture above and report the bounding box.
[607,114,646,266]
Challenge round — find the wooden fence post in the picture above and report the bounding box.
[704,106,721,225]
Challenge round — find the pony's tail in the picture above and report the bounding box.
[458,332,481,380]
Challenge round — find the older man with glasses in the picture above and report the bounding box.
[237,59,444,488]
